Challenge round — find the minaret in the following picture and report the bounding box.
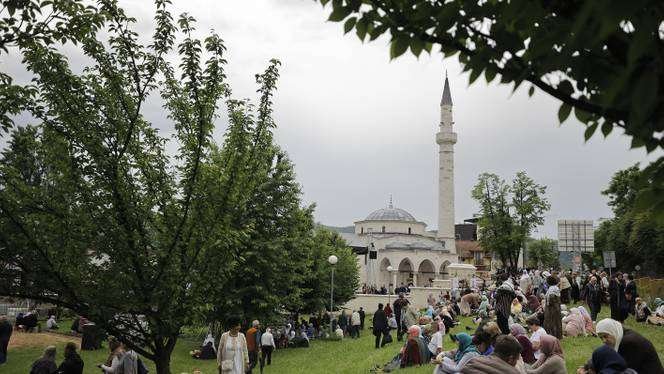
[436,72,457,253]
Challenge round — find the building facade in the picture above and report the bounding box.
[342,74,465,291]
[557,219,594,270]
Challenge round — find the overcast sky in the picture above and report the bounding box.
[2,0,660,238]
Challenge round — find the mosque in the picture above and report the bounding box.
[341,74,474,293]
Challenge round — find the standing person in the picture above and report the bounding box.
[259,327,275,374]
[57,342,84,374]
[571,272,581,304]
[609,273,626,322]
[31,346,58,374]
[0,314,12,365]
[338,310,348,337]
[393,293,409,341]
[596,318,664,374]
[245,320,260,373]
[372,303,389,349]
[495,274,515,334]
[99,340,124,373]
[584,276,602,321]
[543,275,562,339]
[358,307,366,331]
[217,317,250,374]
[350,310,361,338]
[559,273,571,305]
[624,274,637,316]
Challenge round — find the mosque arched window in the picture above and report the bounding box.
[361,227,364,234]
[381,226,385,233]
[408,227,412,234]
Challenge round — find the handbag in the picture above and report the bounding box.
[220,360,233,372]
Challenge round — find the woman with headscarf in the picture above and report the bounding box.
[596,318,663,373]
[582,344,634,374]
[543,275,562,339]
[526,335,566,374]
[577,306,595,336]
[495,274,516,334]
[647,298,664,325]
[510,323,536,365]
[400,325,426,368]
[433,333,480,373]
[562,307,585,337]
[527,294,541,314]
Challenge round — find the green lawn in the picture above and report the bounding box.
[3,306,663,374]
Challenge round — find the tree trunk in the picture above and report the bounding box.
[154,340,177,374]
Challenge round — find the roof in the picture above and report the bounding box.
[441,74,453,106]
[365,207,417,222]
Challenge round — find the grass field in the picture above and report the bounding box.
[3,305,663,374]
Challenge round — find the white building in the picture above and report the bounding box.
[341,74,463,292]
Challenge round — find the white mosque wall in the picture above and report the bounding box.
[344,286,451,312]
[354,220,427,236]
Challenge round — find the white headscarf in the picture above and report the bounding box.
[577,306,590,319]
[596,318,623,351]
[203,333,216,350]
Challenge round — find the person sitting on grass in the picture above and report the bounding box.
[634,298,650,323]
[472,331,494,357]
[46,315,58,330]
[191,334,216,360]
[576,306,596,336]
[647,298,664,325]
[595,318,663,374]
[526,315,547,361]
[57,342,84,374]
[400,325,426,368]
[30,346,57,374]
[432,333,480,374]
[562,308,585,337]
[577,344,637,374]
[461,335,524,374]
[509,323,536,365]
[526,335,565,374]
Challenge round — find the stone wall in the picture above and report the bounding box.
[344,286,450,311]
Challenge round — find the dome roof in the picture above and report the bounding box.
[365,207,417,222]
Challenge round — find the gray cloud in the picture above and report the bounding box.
[1,0,660,239]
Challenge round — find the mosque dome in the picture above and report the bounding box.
[365,207,417,222]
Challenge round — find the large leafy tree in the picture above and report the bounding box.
[0,1,341,372]
[318,0,664,219]
[526,238,559,269]
[594,165,664,275]
[472,172,549,271]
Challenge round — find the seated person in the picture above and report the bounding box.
[578,344,637,374]
[433,333,480,373]
[22,311,39,332]
[473,331,494,356]
[400,325,426,368]
[46,315,59,330]
[562,308,585,337]
[462,335,524,374]
[634,298,650,323]
[647,298,664,325]
[190,334,216,360]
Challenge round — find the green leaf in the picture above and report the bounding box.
[410,38,424,57]
[584,122,598,141]
[558,80,574,96]
[328,7,351,22]
[343,17,356,34]
[558,104,571,123]
[601,121,613,137]
[390,35,409,59]
[469,68,483,84]
[630,137,645,149]
[355,18,367,41]
[485,68,497,83]
[574,107,592,123]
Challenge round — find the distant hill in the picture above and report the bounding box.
[318,224,355,234]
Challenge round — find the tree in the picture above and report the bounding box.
[527,238,558,269]
[593,164,664,275]
[318,0,664,220]
[0,1,337,372]
[471,172,550,271]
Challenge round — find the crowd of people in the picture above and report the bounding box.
[368,268,664,374]
[28,343,84,374]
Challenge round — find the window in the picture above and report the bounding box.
[408,227,412,234]
[361,227,364,234]
[382,226,385,233]
[473,251,482,265]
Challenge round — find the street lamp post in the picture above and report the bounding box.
[328,255,338,336]
[387,265,394,305]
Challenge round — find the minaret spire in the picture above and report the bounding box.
[436,72,457,253]
[441,71,453,106]
[388,194,393,209]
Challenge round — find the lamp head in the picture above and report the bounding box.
[328,255,338,265]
